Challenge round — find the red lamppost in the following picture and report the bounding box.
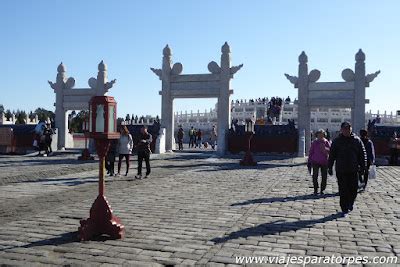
[78,96,125,241]
[240,119,257,166]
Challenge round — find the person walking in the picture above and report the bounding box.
[328,122,367,217]
[117,126,133,176]
[135,126,152,179]
[389,132,398,165]
[308,129,331,195]
[177,127,184,150]
[358,129,375,191]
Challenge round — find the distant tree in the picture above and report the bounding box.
[15,110,27,124]
[34,108,55,122]
[125,114,131,121]
[5,109,12,120]
[117,117,124,127]
[0,104,4,115]
[69,110,88,133]
[28,111,34,121]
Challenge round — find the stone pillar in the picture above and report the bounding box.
[160,45,174,152]
[353,49,366,134]
[217,42,232,155]
[297,52,311,155]
[298,129,305,157]
[96,61,107,95]
[155,128,166,154]
[53,63,67,150]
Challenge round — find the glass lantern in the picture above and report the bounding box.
[88,96,119,140]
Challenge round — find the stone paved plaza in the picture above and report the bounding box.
[0,151,399,266]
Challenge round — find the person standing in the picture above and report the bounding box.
[117,126,133,176]
[328,122,367,217]
[308,129,331,195]
[210,125,217,150]
[135,126,152,179]
[196,129,202,148]
[389,132,398,166]
[43,122,55,156]
[177,127,184,150]
[325,128,331,141]
[189,127,195,148]
[358,129,375,191]
[193,128,198,148]
[106,139,118,176]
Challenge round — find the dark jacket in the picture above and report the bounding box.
[177,129,184,140]
[106,139,118,162]
[328,133,367,173]
[361,138,375,164]
[43,128,55,144]
[137,133,153,153]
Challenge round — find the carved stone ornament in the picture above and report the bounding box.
[171,63,183,75]
[208,61,221,74]
[366,70,381,83]
[230,64,243,75]
[88,77,97,89]
[150,68,162,79]
[284,73,298,85]
[308,69,321,82]
[342,68,355,82]
[65,77,76,89]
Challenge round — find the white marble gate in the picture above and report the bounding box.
[49,61,116,150]
[151,42,243,155]
[285,50,380,156]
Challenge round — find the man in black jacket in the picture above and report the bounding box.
[135,126,153,179]
[328,122,367,217]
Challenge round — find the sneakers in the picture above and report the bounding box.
[341,211,349,218]
[115,173,121,177]
[313,188,318,196]
[135,174,142,179]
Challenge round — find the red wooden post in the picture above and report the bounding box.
[78,96,124,241]
[240,120,257,166]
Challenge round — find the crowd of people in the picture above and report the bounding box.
[230,97,287,125]
[104,125,152,179]
[308,122,376,217]
[33,121,55,156]
[177,125,217,150]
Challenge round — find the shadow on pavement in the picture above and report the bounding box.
[0,231,79,252]
[211,212,342,244]
[231,193,339,206]
[0,231,122,252]
[10,177,98,186]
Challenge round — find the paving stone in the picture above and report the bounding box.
[0,154,399,265]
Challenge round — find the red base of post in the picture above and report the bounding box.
[78,195,125,241]
[78,149,94,160]
[240,150,257,166]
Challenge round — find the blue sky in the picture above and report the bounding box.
[1,0,399,117]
